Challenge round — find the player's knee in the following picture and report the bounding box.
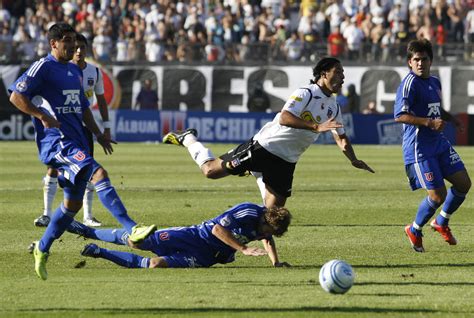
[47,169,59,177]
[92,167,108,182]
[455,177,471,194]
[149,257,168,268]
[201,163,225,179]
[429,191,446,205]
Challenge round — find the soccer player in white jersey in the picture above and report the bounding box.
[163,57,374,208]
[34,33,110,227]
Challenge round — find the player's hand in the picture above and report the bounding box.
[427,118,445,132]
[274,261,291,267]
[351,159,375,173]
[241,246,268,256]
[313,117,343,133]
[97,133,117,155]
[40,114,60,129]
[103,128,112,141]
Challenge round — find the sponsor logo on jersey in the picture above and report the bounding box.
[427,102,441,117]
[73,151,86,161]
[63,90,81,105]
[290,95,302,102]
[159,232,169,241]
[301,111,316,123]
[449,147,461,164]
[424,172,434,181]
[16,81,27,92]
[220,215,231,227]
[67,71,73,76]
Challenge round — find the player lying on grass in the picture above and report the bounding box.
[66,202,291,268]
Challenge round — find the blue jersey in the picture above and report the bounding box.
[195,202,270,258]
[394,71,451,164]
[9,54,90,164]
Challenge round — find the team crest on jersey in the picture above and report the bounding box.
[424,172,434,182]
[73,151,86,161]
[321,103,325,110]
[220,216,231,227]
[159,232,169,241]
[327,108,333,118]
[301,111,316,123]
[88,78,94,86]
[16,81,28,92]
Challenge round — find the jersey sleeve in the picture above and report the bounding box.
[333,103,345,135]
[8,60,46,98]
[94,67,105,95]
[282,88,312,118]
[394,76,416,119]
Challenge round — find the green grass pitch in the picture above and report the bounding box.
[0,141,473,318]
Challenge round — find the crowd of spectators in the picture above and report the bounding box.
[0,0,473,64]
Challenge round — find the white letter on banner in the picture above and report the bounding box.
[215,118,227,140]
[202,117,214,139]
[243,119,256,139]
[228,119,240,139]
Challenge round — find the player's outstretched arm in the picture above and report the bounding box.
[333,133,375,173]
[211,224,267,256]
[9,92,60,128]
[83,107,116,155]
[96,93,111,140]
[261,237,291,267]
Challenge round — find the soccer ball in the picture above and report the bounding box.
[319,259,354,294]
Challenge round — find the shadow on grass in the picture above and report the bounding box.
[13,306,445,315]
[222,263,474,269]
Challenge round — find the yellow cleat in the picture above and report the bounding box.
[33,241,49,280]
[128,224,157,244]
[162,128,197,146]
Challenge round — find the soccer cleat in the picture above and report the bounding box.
[81,243,101,258]
[162,128,197,146]
[404,224,425,252]
[128,224,157,243]
[83,217,102,227]
[34,215,50,227]
[430,219,457,245]
[33,241,49,280]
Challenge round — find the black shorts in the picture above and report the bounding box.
[219,139,296,198]
[84,127,94,157]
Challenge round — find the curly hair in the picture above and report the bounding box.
[264,206,292,237]
[310,57,341,84]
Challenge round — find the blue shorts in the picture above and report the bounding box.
[138,228,233,268]
[48,143,101,200]
[405,147,465,190]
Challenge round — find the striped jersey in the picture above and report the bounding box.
[195,202,269,256]
[9,53,90,164]
[254,84,345,163]
[394,71,450,164]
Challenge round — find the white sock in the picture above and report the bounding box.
[83,182,95,220]
[43,175,58,217]
[251,171,266,204]
[187,142,215,167]
[182,133,198,147]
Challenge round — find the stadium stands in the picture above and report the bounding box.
[0,0,473,64]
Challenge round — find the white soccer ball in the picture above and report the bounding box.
[319,259,354,294]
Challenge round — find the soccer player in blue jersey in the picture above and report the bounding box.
[8,23,156,280]
[394,39,471,253]
[70,203,291,268]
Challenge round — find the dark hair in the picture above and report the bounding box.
[47,23,75,42]
[264,206,292,237]
[311,57,341,84]
[75,33,88,47]
[407,39,433,62]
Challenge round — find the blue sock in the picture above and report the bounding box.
[39,204,76,252]
[413,196,441,232]
[436,188,467,226]
[67,221,128,245]
[98,248,150,268]
[95,178,136,233]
